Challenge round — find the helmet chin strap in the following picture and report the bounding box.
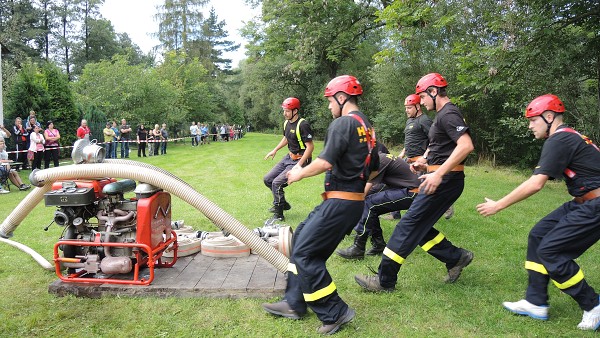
[540,113,555,138]
[334,96,347,118]
[426,90,438,111]
[287,109,298,121]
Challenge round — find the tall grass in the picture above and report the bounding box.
[0,133,597,337]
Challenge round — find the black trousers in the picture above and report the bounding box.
[354,187,416,238]
[284,198,364,324]
[138,141,146,157]
[263,154,297,207]
[378,172,465,288]
[44,146,60,168]
[525,198,600,311]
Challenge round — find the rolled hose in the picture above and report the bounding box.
[0,163,289,273]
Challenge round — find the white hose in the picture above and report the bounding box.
[0,237,54,270]
[0,163,290,273]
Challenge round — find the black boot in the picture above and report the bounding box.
[268,201,291,213]
[268,205,285,221]
[365,234,386,256]
[336,234,368,260]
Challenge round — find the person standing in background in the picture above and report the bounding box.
[103,122,115,159]
[161,123,168,155]
[120,119,132,158]
[136,124,148,157]
[13,117,29,170]
[76,119,91,140]
[29,125,45,169]
[43,121,60,168]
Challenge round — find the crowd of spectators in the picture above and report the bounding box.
[0,112,247,193]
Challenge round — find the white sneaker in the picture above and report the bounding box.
[578,298,600,330]
[0,188,9,194]
[503,299,549,320]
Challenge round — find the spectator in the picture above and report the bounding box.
[152,124,161,156]
[25,110,41,130]
[111,121,119,159]
[119,119,132,158]
[76,119,91,139]
[0,124,11,140]
[103,122,115,159]
[0,139,30,192]
[160,123,168,155]
[28,125,45,170]
[190,122,198,146]
[12,117,29,170]
[43,121,60,168]
[220,124,227,142]
[211,124,218,142]
[136,124,148,157]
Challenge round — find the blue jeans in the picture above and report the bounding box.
[104,142,112,159]
[121,139,129,158]
[111,141,117,158]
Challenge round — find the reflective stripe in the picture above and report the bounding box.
[420,232,445,252]
[296,119,305,150]
[552,269,584,290]
[287,263,298,275]
[525,261,548,275]
[284,119,306,150]
[383,247,405,265]
[303,281,336,302]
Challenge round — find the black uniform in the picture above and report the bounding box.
[353,153,420,238]
[404,113,432,159]
[284,111,379,324]
[525,125,600,311]
[378,102,469,288]
[263,118,313,208]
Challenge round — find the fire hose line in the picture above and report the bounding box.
[0,162,289,273]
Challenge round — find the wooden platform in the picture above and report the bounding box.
[48,253,286,299]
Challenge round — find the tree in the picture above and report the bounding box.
[188,7,239,75]
[154,0,209,54]
[239,0,386,134]
[0,0,45,64]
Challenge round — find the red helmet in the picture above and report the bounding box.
[324,75,363,97]
[415,73,448,94]
[404,94,421,106]
[525,94,565,118]
[281,97,300,110]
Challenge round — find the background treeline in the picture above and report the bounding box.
[1,0,599,167]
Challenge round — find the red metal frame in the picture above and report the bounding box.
[53,230,178,285]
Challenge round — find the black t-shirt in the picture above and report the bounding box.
[137,128,147,141]
[120,124,131,140]
[319,111,380,193]
[427,103,470,165]
[533,125,600,197]
[404,113,432,158]
[284,118,313,154]
[371,153,421,189]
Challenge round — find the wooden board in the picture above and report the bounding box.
[48,253,286,299]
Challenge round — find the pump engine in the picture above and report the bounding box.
[45,178,177,285]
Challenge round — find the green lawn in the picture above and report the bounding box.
[0,133,598,337]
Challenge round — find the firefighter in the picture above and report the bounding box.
[263,97,314,221]
[336,152,420,259]
[262,75,379,335]
[477,94,600,330]
[401,94,454,219]
[355,73,474,291]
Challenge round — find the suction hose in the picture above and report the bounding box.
[0,163,290,273]
[0,237,54,270]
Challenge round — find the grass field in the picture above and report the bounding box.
[0,133,598,337]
